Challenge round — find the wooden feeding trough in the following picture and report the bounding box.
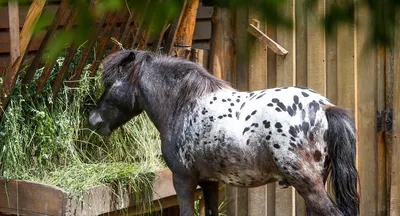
[0,169,203,216]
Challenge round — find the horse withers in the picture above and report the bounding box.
[88,50,360,216]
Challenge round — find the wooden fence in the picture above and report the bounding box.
[1,0,399,215]
[208,1,400,216]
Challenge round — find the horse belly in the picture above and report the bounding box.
[199,144,283,187]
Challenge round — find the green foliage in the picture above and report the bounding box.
[0,46,164,197]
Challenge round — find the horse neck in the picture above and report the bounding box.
[137,71,182,136]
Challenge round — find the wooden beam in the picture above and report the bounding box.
[112,12,133,52]
[51,10,79,97]
[67,13,106,88]
[131,0,151,48]
[151,20,168,52]
[36,8,78,94]
[8,0,20,65]
[165,0,187,55]
[22,0,69,87]
[90,12,118,77]
[0,0,46,115]
[247,20,288,56]
[174,0,200,58]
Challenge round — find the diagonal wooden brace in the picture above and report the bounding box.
[247,19,288,56]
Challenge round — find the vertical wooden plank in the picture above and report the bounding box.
[225,8,250,215]
[337,17,355,114]
[235,8,249,91]
[306,0,325,94]
[325,0,337,105]
[266,23,277,89]
[266,22,277,216]
[385,31,394,216]
[209,7,236,83]
[294,0,307,214]
[355,2,378,215]
[376,46,387,216]
[247,12,267,216]
[22,0,69,86]
[0,0,46,114]
[8,0,20,65]
[295,0,307,88]
[390,16,400,216]
[248,18,267,91]
[276,0,295,214]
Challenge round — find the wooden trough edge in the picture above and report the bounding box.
[0,169,194,216]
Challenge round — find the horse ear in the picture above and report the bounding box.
[126,51,135,62]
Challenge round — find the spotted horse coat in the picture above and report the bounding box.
[89,50,359,216]
[179,86,331,188]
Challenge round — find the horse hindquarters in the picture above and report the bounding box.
[287,106,359,216]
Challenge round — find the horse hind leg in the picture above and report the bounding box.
[288,174,342,216]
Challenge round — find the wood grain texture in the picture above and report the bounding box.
[165,0,187,55]
[0,0,46,114]
[209,7,235,82]
[247,23,288,56]
[8,0,20,65]
[295,0,307,88]
[376,46,387,216]
[306,0,325,95]
[235,8,249,91]
[248,14,267,91]
[355,3,378,215]
[175,0,200,58]
[337,23,355,114]
[390,15,400,215]
[36,7,79,94]
[275,0,295,215]
[325,0,337,106]
[22,0,69,87]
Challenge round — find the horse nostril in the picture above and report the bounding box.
[89,111,104,128]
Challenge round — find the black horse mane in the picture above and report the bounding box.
[100,49,233,112]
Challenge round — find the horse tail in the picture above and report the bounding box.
[325,106,360,216]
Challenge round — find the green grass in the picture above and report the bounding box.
[0,46,165,205]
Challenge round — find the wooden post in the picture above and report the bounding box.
[355,2,378,215]
[22,0,69,87]
[0,0,46,115]
[8,0,20,66]
[209,7,235,82]
[175,0,200,58]
[165,0,187,55]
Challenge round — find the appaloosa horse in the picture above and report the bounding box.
[88,50,359,216]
